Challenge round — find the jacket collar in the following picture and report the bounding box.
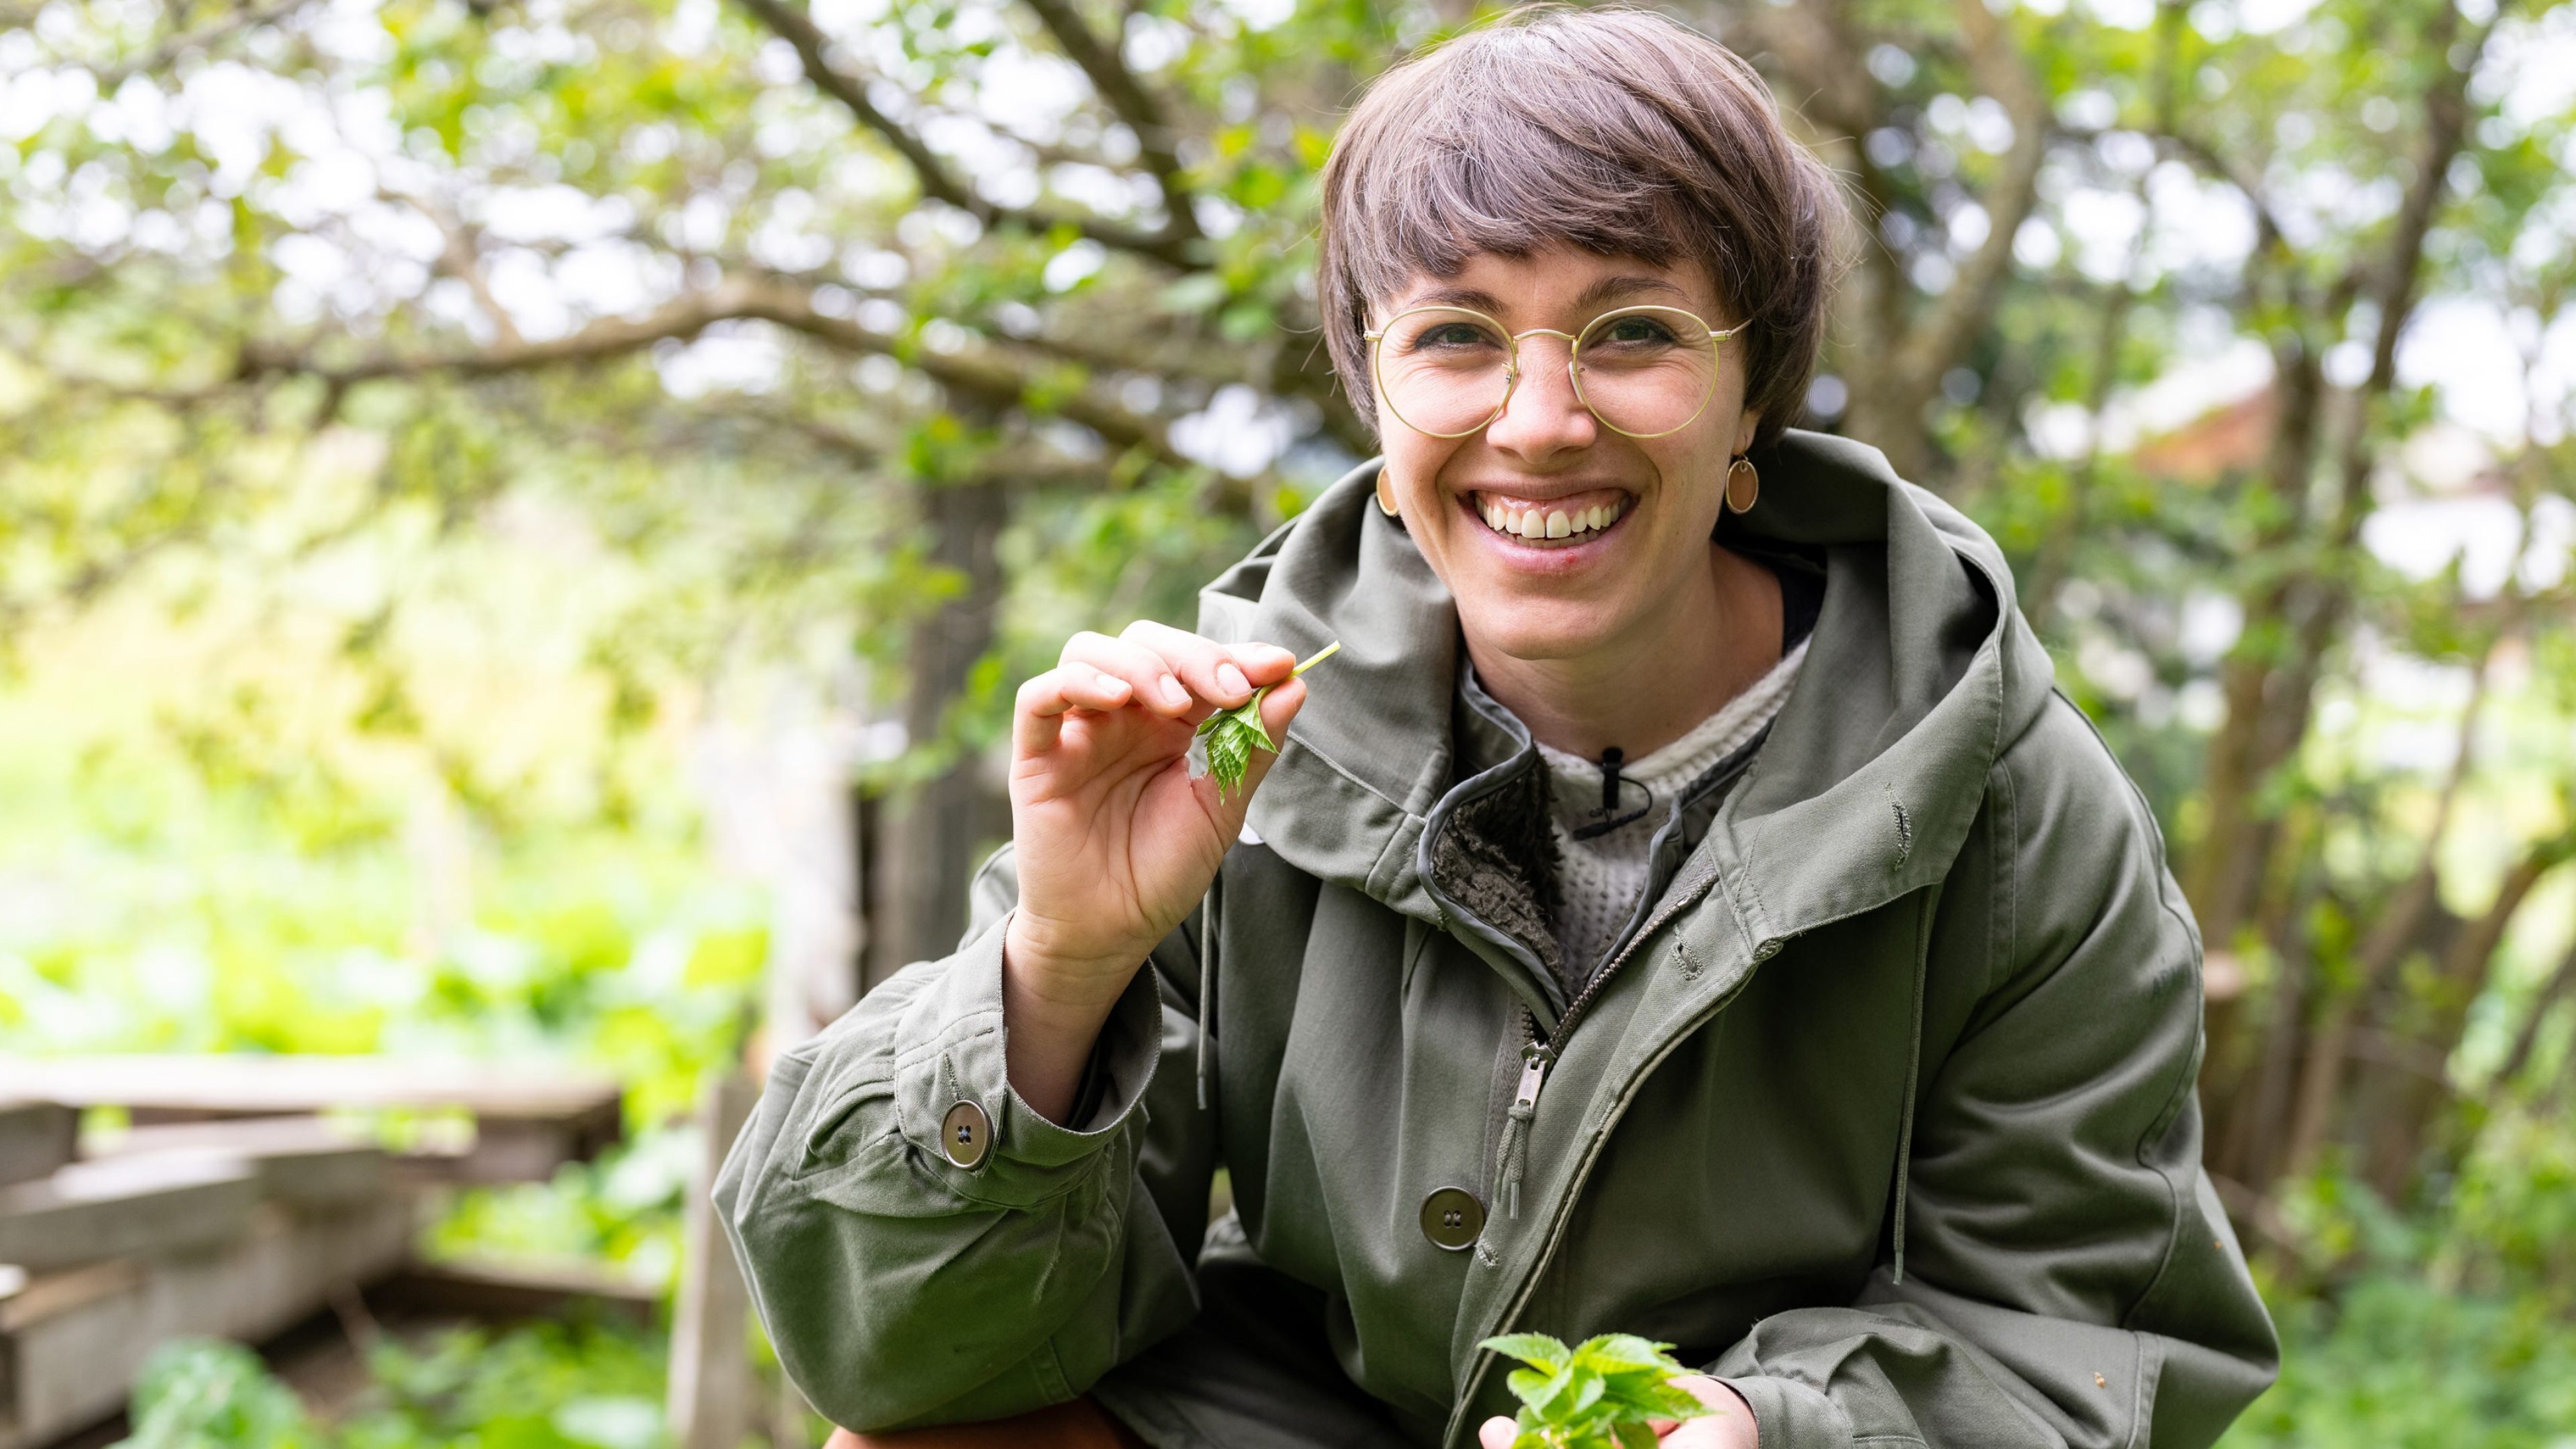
[1194,429,2057,946]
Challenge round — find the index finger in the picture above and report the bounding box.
[1118,619,1285,707]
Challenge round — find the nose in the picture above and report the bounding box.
[1482,333,1596,461]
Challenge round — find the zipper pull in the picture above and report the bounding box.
[1513,1041,1551,1116]
[1496,1040,1552,1220]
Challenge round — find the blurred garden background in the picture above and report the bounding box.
[0,0,2572,1441]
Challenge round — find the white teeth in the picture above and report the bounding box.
[1477,496,1624,540]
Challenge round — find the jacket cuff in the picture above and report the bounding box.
[1713,1374,1856,1449]
[890,911,1163,1204]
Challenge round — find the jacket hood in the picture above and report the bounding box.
[1195,429,2059,950]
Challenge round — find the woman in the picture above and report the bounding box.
[716,9,2278,1448]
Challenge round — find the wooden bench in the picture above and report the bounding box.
[0,1056,638,1448]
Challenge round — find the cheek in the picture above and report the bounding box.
[1380,426,1462,513]
[1643,428,1731,525]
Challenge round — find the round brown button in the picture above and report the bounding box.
[940,1099,993,1169]
[1419,1186,1484,1251]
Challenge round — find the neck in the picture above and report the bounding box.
[1466,541,1784,762]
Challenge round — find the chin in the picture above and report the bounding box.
[1458,592,1625,663]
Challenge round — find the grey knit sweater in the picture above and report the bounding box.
[1500,639,1809,980]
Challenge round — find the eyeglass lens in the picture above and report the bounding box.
[1374,306,1719,438]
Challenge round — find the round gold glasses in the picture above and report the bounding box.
[1363,303,1742,440]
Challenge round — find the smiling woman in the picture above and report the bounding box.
[716,8,2278,1449]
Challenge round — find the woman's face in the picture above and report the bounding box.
[1372,247,1759,663]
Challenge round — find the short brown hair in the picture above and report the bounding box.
[1319,6,1846,452]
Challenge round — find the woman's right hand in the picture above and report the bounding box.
[1001,621,1307,1120]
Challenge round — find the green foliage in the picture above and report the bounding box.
[1193,639,1337,798]
[117,1340,317,1449]
[2219,1276,2576,1448]
[1193,691,1267,800]
[113,1323,672,1449]
[341,1321,669,1449]
[1480,1332,1714,1449]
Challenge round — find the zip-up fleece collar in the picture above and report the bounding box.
[1196,428,2060,953]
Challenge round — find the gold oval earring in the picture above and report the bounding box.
[1376,472,1401,517]
[1725,455,1760,515]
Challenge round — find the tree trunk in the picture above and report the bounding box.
[2363,847,2569,1199]
[2493,936,2576,1097]
[874,474,1012,973]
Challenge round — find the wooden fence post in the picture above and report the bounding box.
[669,1073,759,1449]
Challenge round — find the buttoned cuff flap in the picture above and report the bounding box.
[891,913,1165,1205]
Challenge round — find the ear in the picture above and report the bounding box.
[1732,407,1762,457]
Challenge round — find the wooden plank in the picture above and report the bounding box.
[667,1074,758,1449]
[0,1056,621,1128]
[84,1118,389,1208]
[0,1056,624,1184]
[0,1157,260,1273]
[0,1195,416,1449]
[93,1114,596,1193]
[366,1260,658,1327]
[0,1106,74,1193]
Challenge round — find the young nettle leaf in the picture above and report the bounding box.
[1193,640,1340,800]
[1480,1332,1717,1449]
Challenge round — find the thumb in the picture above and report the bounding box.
[1478,1416,1518,1449]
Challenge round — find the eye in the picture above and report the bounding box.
[1598,315,1680,345]
[1411,321,1499,351]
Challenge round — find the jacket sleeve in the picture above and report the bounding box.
[1709,699,2279,1449]
[712,845,1217,1432]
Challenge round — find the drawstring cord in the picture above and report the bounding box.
[1890,881,1941,1285]
[1195,873,1221,1111]
[1495,1089,1535,1218]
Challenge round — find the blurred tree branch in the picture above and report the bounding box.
[731,0,1198,267]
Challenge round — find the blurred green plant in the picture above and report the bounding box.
[111,1322,674,1449]
[117,1340,318,1449]
[2220,1277,2576,1448]
[341,1320,670,1449]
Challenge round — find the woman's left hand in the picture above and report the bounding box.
[1475,1375,1756,1448]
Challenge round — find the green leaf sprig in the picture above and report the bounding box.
[1479,1332,1717,1449]
[1193,640,1340,800]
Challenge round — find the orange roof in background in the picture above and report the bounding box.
[2131,387,2277,484]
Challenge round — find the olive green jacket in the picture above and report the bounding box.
[715,431,2277,1448]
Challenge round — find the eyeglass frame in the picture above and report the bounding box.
[1362,302,1746,441]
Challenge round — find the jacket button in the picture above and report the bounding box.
[1419,1186,1484,1251]
[941,1099,993,1169]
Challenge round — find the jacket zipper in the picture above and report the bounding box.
[1451,962,1769,1447]
[1507,792,1746,1120]
[1458,719,1770,1212]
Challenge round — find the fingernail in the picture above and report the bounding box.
[1217,663,1250,697]
[1161,675,1189,707]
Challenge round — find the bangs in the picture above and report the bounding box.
[1334,46,1721,315]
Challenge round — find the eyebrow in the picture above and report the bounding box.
[1575,274,1690,309]
[1395,274,1694,317]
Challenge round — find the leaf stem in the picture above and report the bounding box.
[1291,639,1342,677]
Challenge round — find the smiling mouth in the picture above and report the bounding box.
[1470,492,1631,545]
